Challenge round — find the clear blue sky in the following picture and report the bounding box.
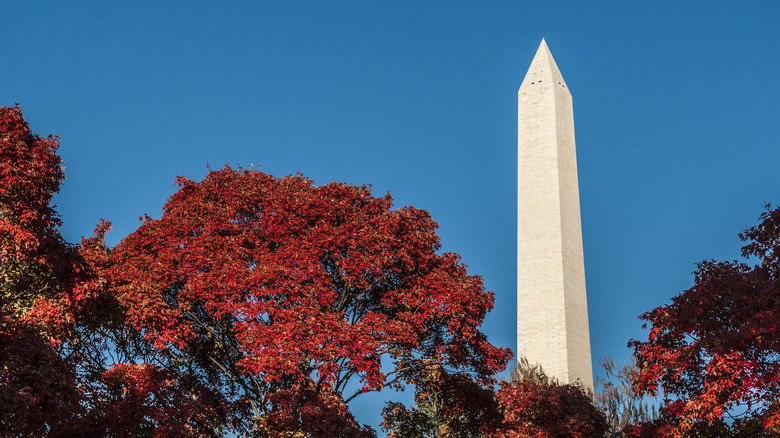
[3,1,779,433]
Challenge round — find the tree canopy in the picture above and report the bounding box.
[105,167,512,434]
[381,358,610,438]
[0,105,513,436]
[631,206,780,436]
[18,103,767,437]
[0,105,86,435]
[491,359,609,438]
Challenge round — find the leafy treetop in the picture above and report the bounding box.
[107,167,512,435]
[631,205,780,436]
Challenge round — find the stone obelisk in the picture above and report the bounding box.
[517,39,593,389]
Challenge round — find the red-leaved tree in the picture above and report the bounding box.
[1,106,224,437]
[382,357,611,438]
[489,359,608,438]
[631,206,780,436]
[0,105,87,434]
[491,379,608,437]
[1,105,510,436]
[381,363,502,437]
[106,167,512,435]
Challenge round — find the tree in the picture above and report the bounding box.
[0,104,74,322]
[594,358,661,437]
[1,105,228,437]
[0,105,86,434]
[382,358,611,438]
[381,363,502,437]
[1,105,510,436]
[106,167,512,435]
[490,358,609,438]
[631,205,780,436]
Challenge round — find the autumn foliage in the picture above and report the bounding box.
[381,365,502,437]
[19,103,772,437]
[492,379,608,437]
[381,358,610,438]
[631,206,780,436]
[0,105,64,266]
[106,167,511,434]
[0,105,83,434]
[490,359,609,438]
[1,105,518,436]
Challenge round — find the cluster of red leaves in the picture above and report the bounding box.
[257,383,374,437]
[0,105,84,434]
[631,206,780,436]
[622,421,668,438]
[1,105,514,436]
[0,106,111,341]
[0,105,63,263]
[382,361,611,438]
[382,365,502,437]
[1,106,224,436]
[0,312,81,436]
[89,363,223,437]
[107,167,511,433]
[491,379,608,437]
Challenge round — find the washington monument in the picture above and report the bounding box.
[517,39,593,389]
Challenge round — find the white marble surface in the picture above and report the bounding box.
[517,39,593,389]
